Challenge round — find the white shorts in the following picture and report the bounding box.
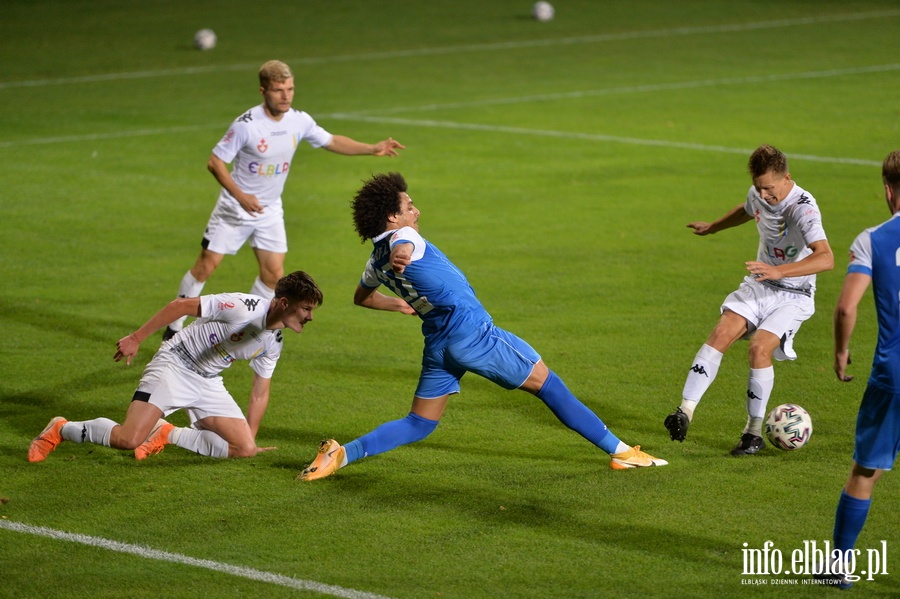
[721,277,815,361]
[202,192,287,255]
[133,350,245,424]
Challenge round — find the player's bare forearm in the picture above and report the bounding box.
[748,240,834,282]
[832,273,871,382]
[246,374,271,439]
[688,204,751,236]
[354,285,416,314]
[207,153,263,215]
[114,298,201,364]
[326,135,405,157]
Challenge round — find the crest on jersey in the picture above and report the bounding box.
[257,138,268,153]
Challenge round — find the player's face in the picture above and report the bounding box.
[392,193,420,231]
[280,300,316,334]
[261,78,295,118]
[752,171,793,205]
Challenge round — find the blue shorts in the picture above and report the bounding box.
[415,322,541,399]
[853,384,900,471]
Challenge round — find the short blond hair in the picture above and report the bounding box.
[258,60,293,90]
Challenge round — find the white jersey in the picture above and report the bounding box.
[743,182,827,296]
[162,293,282,379]
[212,105,333,208]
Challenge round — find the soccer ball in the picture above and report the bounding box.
[765,404,813,451]
[193,28,217,51]
[532,1,555,22]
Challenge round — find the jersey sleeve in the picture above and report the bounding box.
[297,111,333,149]
[249,331,282,378]
[199,293,253,323]
[390,227,427,262]
[211,118,252,164]
[793,201,828,245]
[847,229,874,276]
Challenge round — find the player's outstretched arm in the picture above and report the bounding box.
[114,297,202,365]
[353,283,416,314]
[687,203,753,236]
[325,135,405,157]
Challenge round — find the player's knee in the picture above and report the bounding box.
[405,412,438,442]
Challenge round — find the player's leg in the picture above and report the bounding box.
[29,400,165,462]
[665,309,748,441]
[165,202,248,339]
[250,248,285,300]
[300,354,456,481]
[729,329,779,455]
[249,207,287,300]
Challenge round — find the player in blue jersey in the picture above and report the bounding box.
[299,172,667,480]
[664,145,834,455]
[819,150,900,588]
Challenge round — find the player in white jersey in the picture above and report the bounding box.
[818,151,900,589]
[28,271,323,463]
[664,145,834,455]
[162,60,403,339]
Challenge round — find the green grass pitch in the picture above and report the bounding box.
[1,0,899,597]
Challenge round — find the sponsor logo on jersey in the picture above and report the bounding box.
[248,161,290,176]
[230,331,245,343]
[237,111,253,123]
[767,245,800,261]
[242,298,261,311]
[208,333,236,364]
[257,138,268,153]
[222,129,236,144]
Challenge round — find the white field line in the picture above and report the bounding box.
[0,520,394,599]
[1,10,898,90]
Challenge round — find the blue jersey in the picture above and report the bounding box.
[360,227,492,348]
[847,212,900,392]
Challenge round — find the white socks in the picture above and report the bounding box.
[169,270,206,331]
[680,344,723,419]
[250,276,275,300]
[744,366,774,436]
[169,427,230,458]
[61,418,116,446]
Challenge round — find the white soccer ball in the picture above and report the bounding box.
[193,28,217,51]
[532,1,555,22]
[765,404,813,451]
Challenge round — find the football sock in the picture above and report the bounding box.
[170,270,206,331]
[344,412,438,464]
[169,427,230,458]
[681,344,723,415]
[61,418,116,446]
[536,371,622,455]
[743,366,774,436]
[833,490,871,553]
[250,276,275,300]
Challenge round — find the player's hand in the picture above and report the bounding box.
[687,222,713,236]
[373,138,405,157]
[745,260,782,282]
[398,302,417,315]
[237,193,264,216]
[114,334,141,366]
[391,253,411,273]
[834,351,854,382]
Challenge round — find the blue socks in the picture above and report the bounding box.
[536,371,621,454]
[344,412,439,464]
[834,490,871,553]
